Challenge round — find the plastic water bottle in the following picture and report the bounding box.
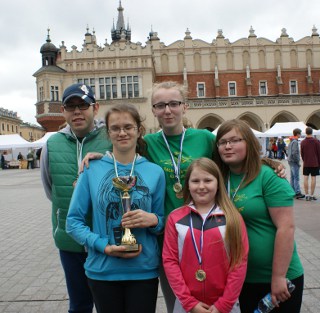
[254,279,295,313]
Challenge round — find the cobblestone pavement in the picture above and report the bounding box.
[0,165,319,312]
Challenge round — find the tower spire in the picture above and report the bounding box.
[46,27,51,42]
[111,1,131,42]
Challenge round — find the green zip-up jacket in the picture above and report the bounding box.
[41,121,112,252]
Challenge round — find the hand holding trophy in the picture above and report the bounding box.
[112,175,139,252]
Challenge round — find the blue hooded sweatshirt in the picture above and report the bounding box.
[66,153,165,281]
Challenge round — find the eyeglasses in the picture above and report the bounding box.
[108,125,138,135]
[217,138,245,148]
[152,101,182,111]
[63,103,95,112]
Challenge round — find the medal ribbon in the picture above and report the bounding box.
[189,204,217,266]
[227,173,245,202]
[112,153,137,178]
[161,128,186,184]
[70,128,86,177]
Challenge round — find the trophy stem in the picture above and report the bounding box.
[122,191,131,214]
[112,174,139,252]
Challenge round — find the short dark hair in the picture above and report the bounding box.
[293,128,302,136]
[306,127,313,135]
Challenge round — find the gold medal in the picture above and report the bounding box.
[195,269,206,282]
[176,191,183,199]
[173,182,182,193]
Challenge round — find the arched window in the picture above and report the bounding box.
[161,54,169,72]
[290,50,297,68]
[306,49,313,66]
[177,53,184,72]
[242,51,250,68]
[274,50,281,66]
[227,51,233,70]
[258,50,266,68]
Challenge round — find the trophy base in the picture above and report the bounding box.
[121,243,139,252]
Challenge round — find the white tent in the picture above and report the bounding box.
[263,122,320,137]
[0,134,32,161]
[0,133,57,160]
[0,134,30,149]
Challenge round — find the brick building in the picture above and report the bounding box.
[33,1,320,132]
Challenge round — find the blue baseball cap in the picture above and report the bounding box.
[62,83,96,105]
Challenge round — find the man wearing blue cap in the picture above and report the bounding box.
[41,83,112,313]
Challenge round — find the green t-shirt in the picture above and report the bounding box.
[230,165,304,283]
[144,128,216,218]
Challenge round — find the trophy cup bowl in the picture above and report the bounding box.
[112,176,139,252]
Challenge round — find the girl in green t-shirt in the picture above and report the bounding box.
[215,119,304,313]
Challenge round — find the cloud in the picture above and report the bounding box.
[1,0,320,125]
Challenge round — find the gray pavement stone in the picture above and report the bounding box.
[0,167,319,312]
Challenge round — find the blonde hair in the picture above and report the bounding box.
[183,157,246,269]
[215,119,261,187]
[151,81,188,104]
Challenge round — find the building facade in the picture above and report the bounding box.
[0,108,21,135]
[19,123,45,142]
[33,2,320,132]
[0,108,45,141]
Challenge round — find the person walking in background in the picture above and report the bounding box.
[17,152,24,161]
[1,153,5,170]
[300,127,320,201]
[163,158,248,313]
[287,128,305,199]
[277,137,286,160]
[36,148,42,160]
[271,139,278,159]
[67,104,165,313]
[215,119,304,313]
[27,150,34,169]
[41,83,112,313]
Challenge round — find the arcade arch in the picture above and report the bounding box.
[237,113,265,131]
[306,110,320,129]
[270,111,299,127]
[196,114,223,131]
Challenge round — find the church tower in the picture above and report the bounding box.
[111,1,131,42]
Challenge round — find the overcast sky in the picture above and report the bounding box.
[1,0,319,125]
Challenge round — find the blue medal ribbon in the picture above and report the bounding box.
[161,128,186,185]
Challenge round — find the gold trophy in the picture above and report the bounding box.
[112,176,139,252]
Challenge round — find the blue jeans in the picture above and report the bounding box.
[289,161,301,194]
[59,250,93,313]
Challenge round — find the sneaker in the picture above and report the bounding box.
[306,196,311,201]
[311,196,317,201]
[295,193,305,199]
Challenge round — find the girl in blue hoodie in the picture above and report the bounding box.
[67,103,165,313]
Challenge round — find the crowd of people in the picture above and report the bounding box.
[39,82,309,313]
[0,150,42,170]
